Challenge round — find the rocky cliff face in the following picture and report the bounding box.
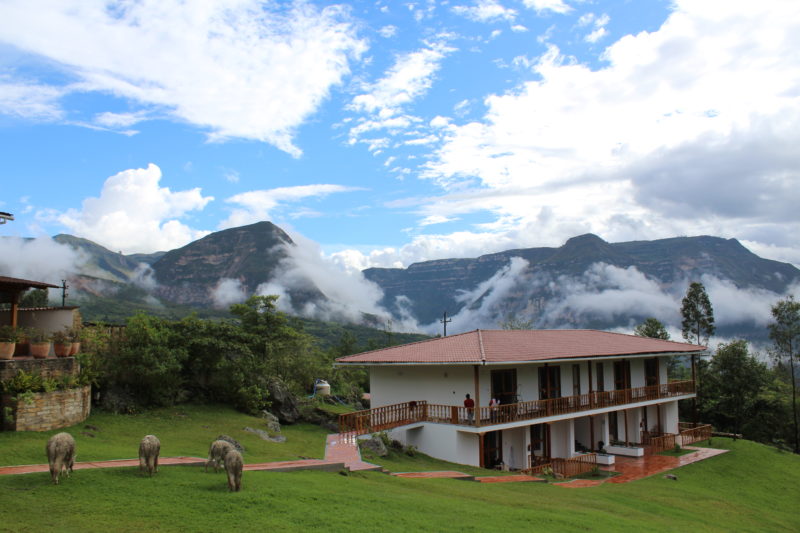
[364,234,800,328]
[149,221,325,309]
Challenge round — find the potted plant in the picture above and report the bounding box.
[0,325,18,359]
[28,329,51,359]
[52,328,72,357]
[14,327,30,356]
[69,327,82,356]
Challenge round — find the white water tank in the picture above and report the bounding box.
[316,380,331,396]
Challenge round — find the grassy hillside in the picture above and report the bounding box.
[0,405,797,532]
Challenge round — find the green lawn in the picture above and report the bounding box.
[1,406,798,532]
[0,404,326,466]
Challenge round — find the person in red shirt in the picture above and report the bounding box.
[464,393,475,423]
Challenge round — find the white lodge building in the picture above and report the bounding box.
[336,329,706,469]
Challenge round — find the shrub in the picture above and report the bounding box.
[0,325,19,343]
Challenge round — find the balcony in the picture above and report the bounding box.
[339,380,695,435]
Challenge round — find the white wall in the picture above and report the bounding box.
[663,401,679,434]
[370,366,474,408]
[390,424,480,466]
[501,427,526,470]
[549,419,574,458]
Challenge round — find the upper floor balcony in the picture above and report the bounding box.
[339,380,695,435]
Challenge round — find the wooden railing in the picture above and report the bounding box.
[338,401,428,435]
[339,380,695,435]
[641,431,676,453]
[679,423,713,445]
[525,453,597,478]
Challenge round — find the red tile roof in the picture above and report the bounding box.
[336,329,706,365]
[0,276,60,290]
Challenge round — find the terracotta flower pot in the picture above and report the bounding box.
[69,342,81,356]
[0,342,14,360]
[54,343,71,357]
[30,342,51,359]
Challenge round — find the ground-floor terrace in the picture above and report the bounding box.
[339,380,709,471]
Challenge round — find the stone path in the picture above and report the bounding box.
[0,456,204,476]
[553,446,728,488]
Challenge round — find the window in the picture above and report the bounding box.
[614,360,631,390]
[491,369,518,405]
[644,358,659,387]
[596,362,605,392]
[538,365,561,400]
[572,364,581,396]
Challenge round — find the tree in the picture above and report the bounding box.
[697,340,769,439]
[499,313,534,330]
[20,288,48,308]
[634,317,670,340]
[769,295,800,454]
[681,282,715,345]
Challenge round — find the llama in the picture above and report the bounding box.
[224,449,243,492]
[205,439,233,473]
[138,435,160,476]
[46,432,75,484]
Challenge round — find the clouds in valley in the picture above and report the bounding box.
[414,259,796,342]
[0,0,365,155]
[0,236,82,284]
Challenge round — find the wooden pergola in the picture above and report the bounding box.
[0,276,60,328]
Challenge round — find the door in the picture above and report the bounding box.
[483,431,503,469]
[644,357,659,387]
[614,360,631,390]
[538,365,561,400]
[608,411,618,444]
[529,424,550,464]
[491,369,518,405]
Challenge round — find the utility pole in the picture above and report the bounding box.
[61,279,69,307]
[440,311,452,337]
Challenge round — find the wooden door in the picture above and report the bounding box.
[483,430,503,468]
[491,369,518,405]
[538,365,561,400]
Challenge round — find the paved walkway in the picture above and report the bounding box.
[554,446,728,488]
[0,456,204,476]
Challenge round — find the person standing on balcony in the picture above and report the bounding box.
[489,397,499,422]
[464,393,475,423]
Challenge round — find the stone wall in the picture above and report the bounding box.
[0,357,79,381]
[2,386,91,432]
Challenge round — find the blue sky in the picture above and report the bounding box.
[1,0,799,274]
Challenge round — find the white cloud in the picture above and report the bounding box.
[55,164,213,254]
[223,170,240,184]
[410,0,800,269]
[378,25,397,38]
[584,27,607,43]
[419,215,458,226]
[0,0,365,156]
[221,184,363,229]
[452,1,517,23]
[0,236,82,283]
[0,80,65,120]
[350,41,455,119]
[212,278,247,308]
[93,111,148,129]
[521,0,572,15]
